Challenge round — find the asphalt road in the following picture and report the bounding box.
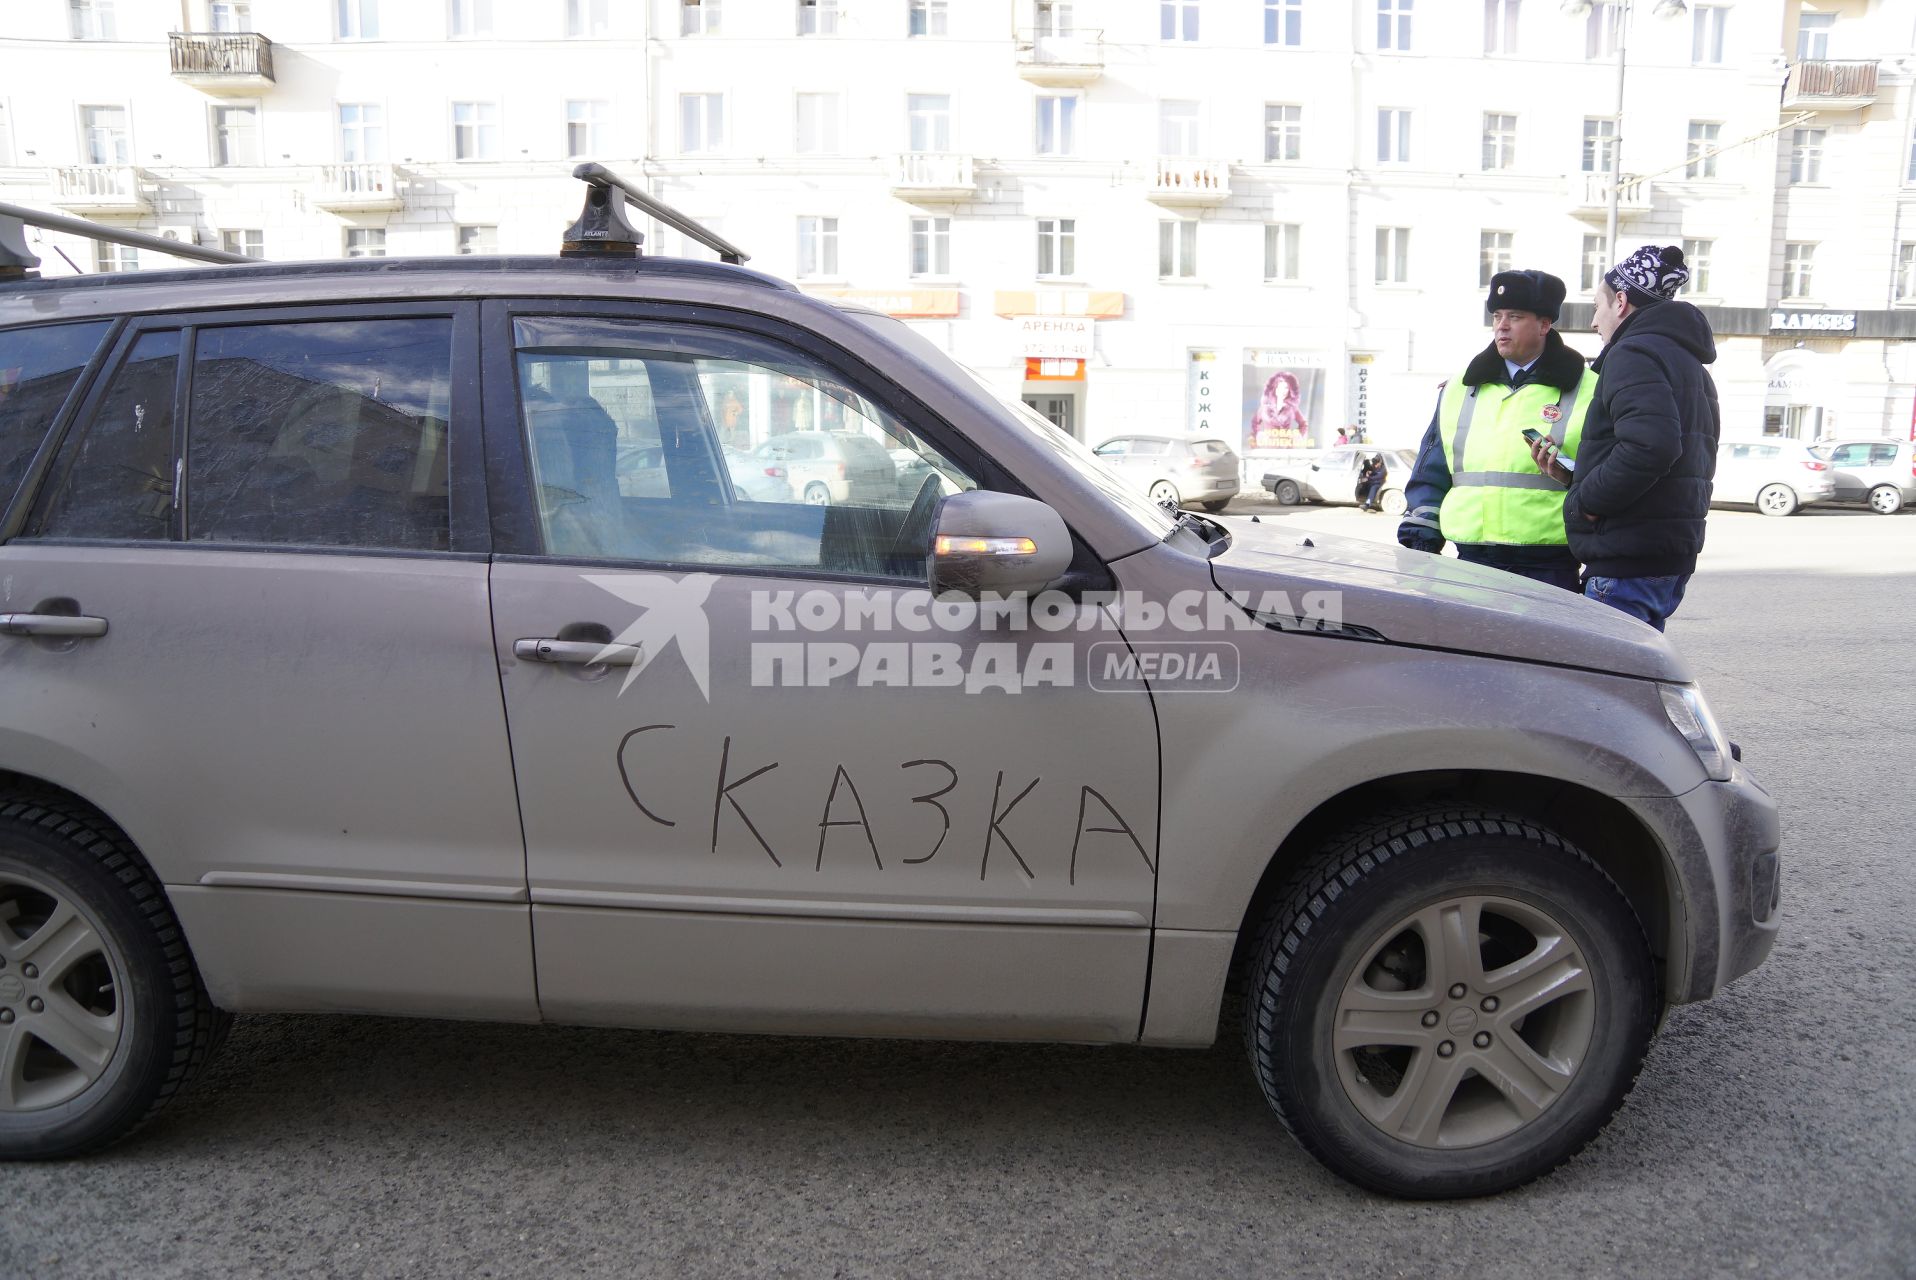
[3,505,1912,1279]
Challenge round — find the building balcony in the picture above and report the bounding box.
[50,166,150,215]
[1014,28,1105,86]
[1782,60,1878,112]
[168,31,275,94]
[1569,172,1651,219]
[1147,158,1230,206]
[889,152,976,202]
[311,163,403,212]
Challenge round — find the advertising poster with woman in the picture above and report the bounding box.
[1243,350,1329,452]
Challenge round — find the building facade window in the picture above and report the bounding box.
[682,0,720,35]
[1161,1,1199,42]
[565,100,607,158]
[1377,0,1412,51]
[344,228,386,258]
[1680,238,1712,295]
[1265,104,1302,162]
[452,101,499,160]
[798,216,839,277]
[798,0,838,36]
[1484,0,1519,54]
[1037,218,1076,277]
[907,95,952,151]
[1035,1,1073,35]
[96,242,138,272]
[70,0,117,39]
[909,217,950,277]
[1783,243,1814,298]
[1264,223,1301,281]
[1691,5,1726,63]
[1581,117,1617,173]
[1685,121,1720,178]
[1789,128,1826,184]
[1375,227,1410,283]
[457,225,497,255]
[1264,0,1301,46]
[908,0,947,36]
[212,104,259,167]
[1377,109,1411,163]
[566,0,607,38]
[1482,112,1517,169]
[796,93,840,153]
[1580,233,1605,291]
[449,0,491,37]
[1159,220,1197,278]
[1159,100,1199,155]
[1795,13,1833,61]
[336,0,379,39]
[1586,1,1620,57]
[79,105,130,166]
[681,93,724,153]
[1480,230,1514,286]
[220,229,264,259]
[1036,95,1077,155]
[338,103,386,162]
[1896,243,1916,302]
[210,3,252,31]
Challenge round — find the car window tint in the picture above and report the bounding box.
[186,318,453,550]
[0,320,113,514]
[513,318,978,580]
[30,330,180,541]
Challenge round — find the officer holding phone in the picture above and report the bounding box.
[1397,269,1596,592]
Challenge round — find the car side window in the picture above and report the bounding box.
[1128,438,1170,457]
[1828,444,1867,465]
[0,320,113,515]
[186,318,454,550]
[30,330,181,541]
[1092,439,1128,457]
[511,317,978,580]
[1869,444,1899,465]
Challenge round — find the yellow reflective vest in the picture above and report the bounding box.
[1436,370,1596,547]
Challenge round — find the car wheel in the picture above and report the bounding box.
[1380,489,1408,517]
[1274,480,1301,506]
[1201,499,1231,513]
[1243,809,1655,1199]
[802,482,831,506]
[0,797,226,1159]
[1148,480,1181,508]
[1867,485,1903,515]
[1755,484,1798,517]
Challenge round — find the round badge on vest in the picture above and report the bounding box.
[1541,405,1563,422]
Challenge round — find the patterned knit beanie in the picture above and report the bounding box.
[1604,244,1689,306]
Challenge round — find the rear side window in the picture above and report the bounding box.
[0,320,112,514]
[1128,438,1171,456]
[31,329,181,542]
[1869,443,1900,465]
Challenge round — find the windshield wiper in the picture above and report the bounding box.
[1170,508,1231,558]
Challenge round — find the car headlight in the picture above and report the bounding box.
[1659,683,1733,782]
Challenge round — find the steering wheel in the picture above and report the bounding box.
[891,473,944,563]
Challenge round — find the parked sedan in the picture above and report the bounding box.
[754,429,897,506]
[1262,445,1416,515]
[1809,438,1915,515]
[1090,434,1242,511]
[1711,439,1836,516]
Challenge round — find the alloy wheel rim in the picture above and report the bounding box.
[0,872,125,1111]
[1870,488,1899,514]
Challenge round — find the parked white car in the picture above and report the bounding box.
[1809,438,1915,515]
[1711,439,1836,517]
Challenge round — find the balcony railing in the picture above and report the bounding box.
[312,163,403,211]
[1783,60,1878,110]
[51,165,149,213]
[1148,158,1230,205]
[168,31,275,93]
[1014,28,1105,84]
[1571,171,1651,216]
[889,152,976,200]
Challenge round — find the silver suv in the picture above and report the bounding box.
[1809,438,1914,515]
[0,182,1778,1198]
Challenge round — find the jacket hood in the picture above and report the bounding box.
[1598,300,1717,368]
[1207,518,1691,683]
[1461,327,1587,393]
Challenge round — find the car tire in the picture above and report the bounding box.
[802,482,831,506]
[1380,489,1408,517]
[1273,480,1301,506]
[1243,808,1656,1199]
[1756,483,1798,517]
[1201,499,1231,513]
[1867,484,1903,515]
[1148,480,1181,508]
[0,797,226,1159]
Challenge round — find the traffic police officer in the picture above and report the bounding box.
[1396,269,1595,591]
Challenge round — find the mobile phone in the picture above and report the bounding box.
[1521,427,1545,445]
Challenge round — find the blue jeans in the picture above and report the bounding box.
[1585,573,1692,632]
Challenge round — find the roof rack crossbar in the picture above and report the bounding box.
[568,163,750,265]
[0,200,257,281]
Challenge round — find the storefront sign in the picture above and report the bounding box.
[1024,358,1085,381]
[1769,311,1856,332]
[993,290,1126,319]
[805,288,961,317]
[1348,354,1373,433]
[1015,316,1093,359]
[1189,350,1221,435]
[1245,351,1328,450]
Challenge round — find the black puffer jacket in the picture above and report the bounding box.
[1564,301,1721,578]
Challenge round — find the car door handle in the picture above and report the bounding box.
[513,638,642,666]
[0,613,109,639]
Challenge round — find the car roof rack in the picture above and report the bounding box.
[0,199,257,282]
[564,163,750,265]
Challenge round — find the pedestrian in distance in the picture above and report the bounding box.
[1356,452,1388,511]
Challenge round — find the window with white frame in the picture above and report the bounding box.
[681,93,724,153]
[682,0,720,35]
[1264,223,1300,281]
[452,102,498,160]
[220,229,264,259]
[344,228,386,258]
[1484,0,1518,54]
[1159,220,1197,278]
[1783,242,1815,298]
[1377,0,1411,51]
[210,2,252,32]
[1264,0,1301,46]
[1265,104,1302,161]
[336,0,379,39]
[909,0,947,36]
[1161,0,1199,41]
[1795,13,1833,61]
[1036,95,1077,155]
[798,0,838,35]
[907,94,951,152]
[79,105,130,166]
[798,216,839,277]
[449,0,491,37]
[910,217,950,277]
[1680,238,1712,295]
[1896,243,1916,302]
[212,104,259,166]
[1377,109,1410,163]
[1581,117,1616,173]
[796,93,840,152]
[1580,233,1605,291]
[338,103,386,162]
[1035,0,1073,35]
[69,0,116,40]
[1375,227,1409,283]
[567,0,607,37]
[1691,4,1726,63]
[1586,0,1620,57]
[1482,113,1516,169]
[1037,218,1076,277]
[1479,230,1514,286]
[1789,127,1826,184]
[96,242,138,272]
[457,225,497,255]
[1685,122,1720,178]
[566,100,607,158]
[1158,100,1199,155]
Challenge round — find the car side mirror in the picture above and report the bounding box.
[928,491,1072,598]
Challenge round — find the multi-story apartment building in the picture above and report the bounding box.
[3,0,1913,456]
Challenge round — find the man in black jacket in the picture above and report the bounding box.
[1531,245,1719,631]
